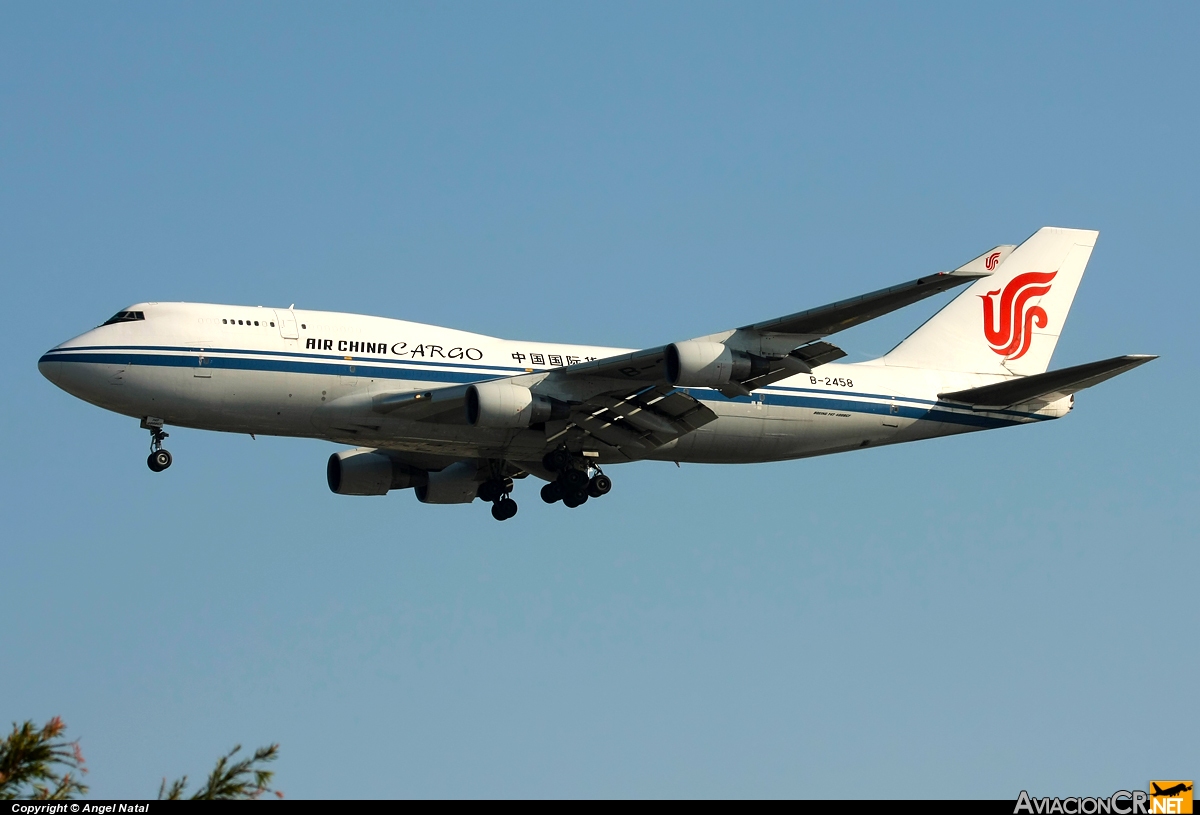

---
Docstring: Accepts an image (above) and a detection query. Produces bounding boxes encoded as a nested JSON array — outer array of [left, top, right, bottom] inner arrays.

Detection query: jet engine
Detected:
[[415, 461, 481, 504], [326, 448, 426, 496], [465, 381, 568, 428], [665, 341, 770, 388]]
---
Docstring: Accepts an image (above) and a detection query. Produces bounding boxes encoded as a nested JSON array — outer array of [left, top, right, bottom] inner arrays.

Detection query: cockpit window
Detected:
[[102, 310, 146, 325]]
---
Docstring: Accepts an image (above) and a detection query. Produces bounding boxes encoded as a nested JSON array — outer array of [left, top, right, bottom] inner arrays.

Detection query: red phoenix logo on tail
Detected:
[[980, 270, 1057, 360]]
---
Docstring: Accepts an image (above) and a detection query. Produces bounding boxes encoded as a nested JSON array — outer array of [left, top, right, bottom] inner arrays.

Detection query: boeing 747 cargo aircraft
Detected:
[[39, 227, 1155, 520]]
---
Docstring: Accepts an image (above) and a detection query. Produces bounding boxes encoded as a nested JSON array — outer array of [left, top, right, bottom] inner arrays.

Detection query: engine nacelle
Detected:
[[465, 381, 568, 428], [665, 341, 769, 388], [327, 448, 426, 496], [415, 461, 480, 504]]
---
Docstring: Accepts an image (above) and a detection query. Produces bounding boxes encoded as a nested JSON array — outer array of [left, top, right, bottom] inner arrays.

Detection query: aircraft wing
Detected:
[[543, 382, 719, 459], [368, 378, 719, 460], [736, 268, 992, 338], [938, 354, 1157, 409], [370, 258, 997, 460], [542, 264, 990, 398], [520, 264, 992, 457]]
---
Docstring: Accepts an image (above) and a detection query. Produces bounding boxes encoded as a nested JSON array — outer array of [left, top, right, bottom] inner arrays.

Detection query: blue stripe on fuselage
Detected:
[[42, 350, 483, 385], [39, 347, 1037, 429], [44, 343, 522, 373]]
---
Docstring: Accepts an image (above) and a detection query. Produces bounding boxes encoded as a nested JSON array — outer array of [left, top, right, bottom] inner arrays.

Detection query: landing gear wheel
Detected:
[[147, 449, 173, 472], [543, 449, 571, 473], [562, 488, 588, 508], [587, 474, 612, 498], [562, 468, 588, 489], [142, 418, 171, 472], [491, 497, 518, 521], [477, 479, 503, 503], [540, 482, 563, 504]]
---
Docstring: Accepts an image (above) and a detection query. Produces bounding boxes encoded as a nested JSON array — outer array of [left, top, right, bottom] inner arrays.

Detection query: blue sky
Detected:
[[2, 2, 1195, 798]]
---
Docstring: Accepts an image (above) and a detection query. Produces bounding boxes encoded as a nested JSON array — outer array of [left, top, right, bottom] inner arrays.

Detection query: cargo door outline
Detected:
[[275, 309, 299, 340]]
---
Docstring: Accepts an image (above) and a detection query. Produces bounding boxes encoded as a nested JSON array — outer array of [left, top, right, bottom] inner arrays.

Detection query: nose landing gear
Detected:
[[540, 449, 612, 509], [141, 417, 172, 472]]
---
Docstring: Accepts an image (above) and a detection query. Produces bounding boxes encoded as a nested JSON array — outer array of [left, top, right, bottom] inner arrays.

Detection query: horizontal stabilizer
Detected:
[[938, 354, 1156, 409]]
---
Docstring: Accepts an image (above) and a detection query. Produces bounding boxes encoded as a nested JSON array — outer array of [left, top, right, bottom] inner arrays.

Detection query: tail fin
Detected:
[[882, 227, 1099, 375]]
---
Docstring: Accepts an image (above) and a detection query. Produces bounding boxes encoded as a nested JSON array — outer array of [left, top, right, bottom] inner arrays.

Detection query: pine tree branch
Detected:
[[158, 743, 279, 800], [0, 718, 88, 800]]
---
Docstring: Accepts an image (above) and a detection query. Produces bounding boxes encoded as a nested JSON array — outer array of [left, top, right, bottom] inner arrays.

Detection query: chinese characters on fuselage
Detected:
[[511, 352, 597, 368]]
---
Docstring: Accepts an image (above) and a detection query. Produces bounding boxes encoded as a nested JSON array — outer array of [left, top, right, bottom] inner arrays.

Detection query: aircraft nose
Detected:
[[39, 338, 110, 404], [38, 351, 64, 387]]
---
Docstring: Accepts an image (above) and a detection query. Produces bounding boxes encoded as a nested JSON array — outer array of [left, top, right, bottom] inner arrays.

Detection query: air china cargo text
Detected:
[[305, 338, 483, 360]]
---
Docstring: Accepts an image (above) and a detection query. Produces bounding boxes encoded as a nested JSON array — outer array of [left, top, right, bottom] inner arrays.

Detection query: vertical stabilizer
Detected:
[[882, 227, 1098, 376]]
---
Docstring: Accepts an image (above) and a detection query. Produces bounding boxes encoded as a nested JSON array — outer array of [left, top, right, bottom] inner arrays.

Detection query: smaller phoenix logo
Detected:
[[980, 270, 1057, 361], [985, 251, 1002, 270]]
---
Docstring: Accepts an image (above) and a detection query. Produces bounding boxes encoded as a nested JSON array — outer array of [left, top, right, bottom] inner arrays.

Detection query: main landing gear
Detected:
[[141, 417, 172, 473], [540, 449, 612, 509], [478, 476, 518, 521]]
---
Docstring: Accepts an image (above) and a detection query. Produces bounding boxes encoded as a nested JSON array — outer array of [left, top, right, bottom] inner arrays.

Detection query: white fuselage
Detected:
[[39, 302, 1067, 466]]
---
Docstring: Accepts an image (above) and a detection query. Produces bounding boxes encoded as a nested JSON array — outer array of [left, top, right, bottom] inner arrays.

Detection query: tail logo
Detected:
[[980, 270, 1057, 360], [985, 251, 1002, 270]]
